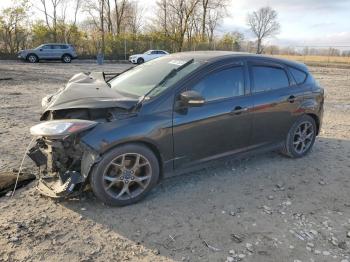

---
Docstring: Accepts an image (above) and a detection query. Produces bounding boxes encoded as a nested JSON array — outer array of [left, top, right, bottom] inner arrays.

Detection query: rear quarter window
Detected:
[[252, 65, 289, 93], [289, 67, 307, 85]]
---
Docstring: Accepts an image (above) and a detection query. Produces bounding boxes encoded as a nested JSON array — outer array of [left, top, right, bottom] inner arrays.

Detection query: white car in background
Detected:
[[129, 50, 169, 64]]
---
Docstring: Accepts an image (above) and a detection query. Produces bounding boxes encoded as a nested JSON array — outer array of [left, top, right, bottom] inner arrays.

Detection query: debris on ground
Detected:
[[0, 171, 36, 197]]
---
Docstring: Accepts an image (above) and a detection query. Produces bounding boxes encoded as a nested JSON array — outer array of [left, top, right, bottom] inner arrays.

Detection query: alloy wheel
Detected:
[[63, 56, 71, 63], [293, 121, 315, 154], [28, 55, 37, 63], [102, 153, 152, 200]]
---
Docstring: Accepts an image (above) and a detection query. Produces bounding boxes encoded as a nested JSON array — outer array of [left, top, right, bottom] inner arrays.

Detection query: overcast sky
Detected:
[[224, 0, 350, 47], [1, 0, 349, 47]]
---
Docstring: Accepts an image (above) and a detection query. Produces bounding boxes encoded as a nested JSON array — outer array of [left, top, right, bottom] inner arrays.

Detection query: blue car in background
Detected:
[[18, 43, 78, 63]]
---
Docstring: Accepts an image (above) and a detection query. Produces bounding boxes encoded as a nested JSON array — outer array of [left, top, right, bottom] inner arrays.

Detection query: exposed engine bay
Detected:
[[28, 133, 89, 198]]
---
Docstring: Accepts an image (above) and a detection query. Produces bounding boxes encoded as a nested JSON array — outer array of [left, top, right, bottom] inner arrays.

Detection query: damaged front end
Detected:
[[27, 120, 100, 199], [27, 71, 139, 199]]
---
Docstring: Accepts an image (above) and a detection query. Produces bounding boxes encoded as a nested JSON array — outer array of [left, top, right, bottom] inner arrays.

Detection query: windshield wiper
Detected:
[[107, 66, 135, 83]]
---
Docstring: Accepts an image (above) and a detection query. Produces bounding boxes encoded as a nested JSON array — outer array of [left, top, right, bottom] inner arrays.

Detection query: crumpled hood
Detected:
[[42, 72, 138, 113]]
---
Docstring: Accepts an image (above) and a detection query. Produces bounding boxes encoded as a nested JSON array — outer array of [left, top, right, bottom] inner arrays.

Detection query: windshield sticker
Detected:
[[168, 60, 187, 66]]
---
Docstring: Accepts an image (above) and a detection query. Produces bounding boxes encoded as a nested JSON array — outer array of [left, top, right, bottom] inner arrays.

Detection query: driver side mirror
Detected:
[[179, 90, 205, 107], [39, 49, 43, 51]]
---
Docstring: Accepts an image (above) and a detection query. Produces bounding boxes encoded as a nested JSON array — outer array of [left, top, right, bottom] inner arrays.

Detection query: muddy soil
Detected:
[[0, 60, 349, 262]]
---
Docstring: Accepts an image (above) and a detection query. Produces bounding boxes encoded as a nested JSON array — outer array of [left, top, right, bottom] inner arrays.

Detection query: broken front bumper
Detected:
[[27, 138, 99, 199]]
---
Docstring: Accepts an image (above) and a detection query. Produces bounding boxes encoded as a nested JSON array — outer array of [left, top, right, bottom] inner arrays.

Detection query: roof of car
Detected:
[[168, 51, 308, 71], [43, 43, 71, 45], [148, 49, 167, 52]]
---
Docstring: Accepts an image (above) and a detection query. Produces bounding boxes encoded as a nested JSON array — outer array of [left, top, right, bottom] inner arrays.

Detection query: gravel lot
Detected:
[[0, 60, 349, 262]]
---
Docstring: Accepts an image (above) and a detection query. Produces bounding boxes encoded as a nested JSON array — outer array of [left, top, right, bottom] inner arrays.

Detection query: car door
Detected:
[[172, 62, 253, 169], [158, 51, 167, 57], [51, 45, 63, 59], [148, 51, 159, 61], [38, 44, 53, 59], [155, 51, 167, 58], [248, 60, 305, 146]]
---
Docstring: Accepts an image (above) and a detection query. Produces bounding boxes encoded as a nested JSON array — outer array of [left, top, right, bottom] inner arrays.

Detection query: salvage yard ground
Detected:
[[0, 60, 349, 262]]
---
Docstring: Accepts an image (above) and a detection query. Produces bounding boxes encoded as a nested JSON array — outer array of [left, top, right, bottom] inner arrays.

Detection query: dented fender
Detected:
[[80, 145, 101, 179]]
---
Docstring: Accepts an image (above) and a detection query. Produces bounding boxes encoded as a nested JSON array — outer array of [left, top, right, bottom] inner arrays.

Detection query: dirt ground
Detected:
[[0, 60, 349, 262]]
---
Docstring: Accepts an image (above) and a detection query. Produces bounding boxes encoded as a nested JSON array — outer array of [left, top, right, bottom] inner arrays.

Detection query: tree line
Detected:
[[0, 0, 349, 59]]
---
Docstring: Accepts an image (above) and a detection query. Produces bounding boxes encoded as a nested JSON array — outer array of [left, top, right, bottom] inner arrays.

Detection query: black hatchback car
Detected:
[[28, 51, 324, 206]]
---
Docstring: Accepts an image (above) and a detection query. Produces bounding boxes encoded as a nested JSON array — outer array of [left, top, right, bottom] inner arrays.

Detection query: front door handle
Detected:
[[231, 106, 248, 115], [287, 95, 296, 103]]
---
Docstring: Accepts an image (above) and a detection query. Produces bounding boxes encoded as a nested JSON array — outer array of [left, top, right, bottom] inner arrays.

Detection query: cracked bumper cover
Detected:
[[28, 141, 100, 199]]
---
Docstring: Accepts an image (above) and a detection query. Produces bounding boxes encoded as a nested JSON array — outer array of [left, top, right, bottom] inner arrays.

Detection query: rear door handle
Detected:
[[231, 106, 248, 115], [287, 95, 296, 103]]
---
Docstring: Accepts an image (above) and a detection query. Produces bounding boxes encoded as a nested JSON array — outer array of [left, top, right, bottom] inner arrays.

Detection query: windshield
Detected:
[[109, 56, 202, 98]]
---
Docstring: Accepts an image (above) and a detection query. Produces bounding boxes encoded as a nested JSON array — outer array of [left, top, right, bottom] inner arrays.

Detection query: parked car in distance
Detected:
[[129, 50, 169, 64], [28, 51, 324, 206], [17, 43, 78, 63]]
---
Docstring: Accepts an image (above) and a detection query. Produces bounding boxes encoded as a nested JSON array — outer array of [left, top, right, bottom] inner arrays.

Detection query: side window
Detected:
[[52, 45, 62, 49], [42, 45, 52, 50], [289, 67, 307, 85], [159, 51, 165, 54], [151, 51, 157, 55], [252, 65, 289, 93], [192, 67, 245, 102]]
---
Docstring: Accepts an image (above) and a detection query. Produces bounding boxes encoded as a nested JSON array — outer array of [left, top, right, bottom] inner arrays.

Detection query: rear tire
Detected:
[[62, 54, 72, 63], [281, 115, 317, 158], [137, 58, 144, 64], [27, 54, 38, 63], [90, 144, 159, 206]]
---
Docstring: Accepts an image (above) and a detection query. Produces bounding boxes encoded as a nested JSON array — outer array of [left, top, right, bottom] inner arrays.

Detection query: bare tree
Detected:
[[124, 1, 144, 35], [84, 0, 106, 54], [60, 0, 82, 42], [155, 0, 200, 51], [0, 1, 30, 53], [200, 0, 227, 41], [156, 0, 168, 34], [105, 0, 113, 33], [100, 0, 105, 54], [206, 9, 219, 46], [38, 0, 64, 42], [114, 0, 128, 35], [247, 6, 280, 54]]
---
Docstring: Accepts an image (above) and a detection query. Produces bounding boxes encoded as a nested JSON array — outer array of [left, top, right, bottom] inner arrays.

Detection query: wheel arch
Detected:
[[306, 113, 320, 135], [26, 53, 38, 60], [95, 140, 164, 182], [62, 53, 72, 58]]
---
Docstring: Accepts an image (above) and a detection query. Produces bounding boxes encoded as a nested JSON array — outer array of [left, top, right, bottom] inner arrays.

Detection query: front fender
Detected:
[[80, 112, 173, 163]]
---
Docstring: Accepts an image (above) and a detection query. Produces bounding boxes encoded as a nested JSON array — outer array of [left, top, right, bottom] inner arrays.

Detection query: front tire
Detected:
[[90, 144, 159, 206], [282, 115, 317, 158], [27, 54, 38, 63], [137, 58, 144, 64]]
